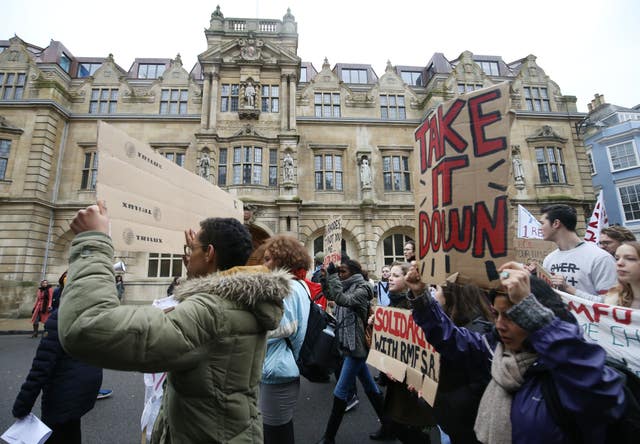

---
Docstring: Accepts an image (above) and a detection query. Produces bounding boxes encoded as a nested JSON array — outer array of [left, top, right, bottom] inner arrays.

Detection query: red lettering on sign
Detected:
[[468, 89, 507, 157], [438, 100, 467, 154], [431, 155, 469, 209], [473, 197, 507, 258]]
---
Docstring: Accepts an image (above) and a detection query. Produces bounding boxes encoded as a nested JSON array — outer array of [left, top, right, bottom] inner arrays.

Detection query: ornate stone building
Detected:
[[0, 7, 594, 313]]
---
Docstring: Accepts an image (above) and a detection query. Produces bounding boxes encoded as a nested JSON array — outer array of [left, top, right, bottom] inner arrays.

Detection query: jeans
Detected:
[[334, 356, 380, 401]]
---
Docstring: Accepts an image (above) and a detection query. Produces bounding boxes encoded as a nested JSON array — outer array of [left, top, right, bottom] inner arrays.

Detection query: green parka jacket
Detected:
[[58, 232, 289, 443]]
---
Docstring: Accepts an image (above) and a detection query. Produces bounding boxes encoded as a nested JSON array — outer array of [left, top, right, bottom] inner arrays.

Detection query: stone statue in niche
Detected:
[[360, 156, 372, 188], [512, 146, 525, 189], [283, 153, 294, 182], [244, 82, 256, 108], [198, 152, 211, 179]]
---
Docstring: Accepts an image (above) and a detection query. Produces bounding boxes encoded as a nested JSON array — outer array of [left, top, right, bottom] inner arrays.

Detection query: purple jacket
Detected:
[[411, 292, 625, 444]]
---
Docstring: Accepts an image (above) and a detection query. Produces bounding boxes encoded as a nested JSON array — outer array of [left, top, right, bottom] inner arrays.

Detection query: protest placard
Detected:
[[366, 306, 440, 406], [558, 290, 640, 376], [323, 216, 342, 266], [414, 83, 513, 288], [96, 121, 243, 253]]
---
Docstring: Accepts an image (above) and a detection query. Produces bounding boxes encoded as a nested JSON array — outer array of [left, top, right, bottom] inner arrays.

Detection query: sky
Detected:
[[3, 0, 639, 112]]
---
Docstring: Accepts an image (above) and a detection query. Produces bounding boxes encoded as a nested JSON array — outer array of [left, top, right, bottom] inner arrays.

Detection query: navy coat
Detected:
[[12, 309, 102, 425], [412, 293, 625, 444]]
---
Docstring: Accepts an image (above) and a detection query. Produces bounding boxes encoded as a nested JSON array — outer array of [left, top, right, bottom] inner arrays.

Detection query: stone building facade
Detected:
[[0, 7, 594, 314]]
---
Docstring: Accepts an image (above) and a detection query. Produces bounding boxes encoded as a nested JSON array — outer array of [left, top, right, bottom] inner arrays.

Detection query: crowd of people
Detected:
[[11, 202, 637, 443]]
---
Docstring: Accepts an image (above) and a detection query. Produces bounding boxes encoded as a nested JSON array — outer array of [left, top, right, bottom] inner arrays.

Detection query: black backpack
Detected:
[[285, 280, 340, 382], [541, 356, 640, 444]]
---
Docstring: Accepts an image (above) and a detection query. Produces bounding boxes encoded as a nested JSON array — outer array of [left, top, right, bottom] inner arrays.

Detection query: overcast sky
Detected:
[[3, 0, 639, 112]]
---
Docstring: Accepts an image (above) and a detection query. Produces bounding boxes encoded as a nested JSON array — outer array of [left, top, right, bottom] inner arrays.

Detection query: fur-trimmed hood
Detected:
[[173, 266, 291, 330]]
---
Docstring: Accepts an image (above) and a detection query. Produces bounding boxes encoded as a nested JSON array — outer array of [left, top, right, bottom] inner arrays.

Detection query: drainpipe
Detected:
[[42, 120, 69, 280]]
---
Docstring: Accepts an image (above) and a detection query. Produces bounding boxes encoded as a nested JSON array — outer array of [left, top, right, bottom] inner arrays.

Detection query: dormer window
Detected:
[[477, 61, 499, 76], [78, 63, 101, 78], [60, 53, 71, 73], [341, 68, 367, 84], [138, 64, 165, 79]]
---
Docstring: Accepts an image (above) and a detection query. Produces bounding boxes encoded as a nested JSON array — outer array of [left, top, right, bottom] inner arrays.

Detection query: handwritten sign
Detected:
[[366, 306, 440, 406], [323, 216, 342, 266], [558, 290, 640, 376], [96, 121, 243, 253], [414, 83, 513, 287]]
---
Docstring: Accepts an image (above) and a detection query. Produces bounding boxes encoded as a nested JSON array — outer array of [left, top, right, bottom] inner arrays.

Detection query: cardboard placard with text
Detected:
[[366, 306, 440, 406], [414, 83, 514, 288], [96, 121, 243, 254], [323, 216, 342, 266]]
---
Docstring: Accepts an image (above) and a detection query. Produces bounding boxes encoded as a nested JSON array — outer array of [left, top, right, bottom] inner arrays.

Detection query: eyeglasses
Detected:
[[183, 243, 208, 256]]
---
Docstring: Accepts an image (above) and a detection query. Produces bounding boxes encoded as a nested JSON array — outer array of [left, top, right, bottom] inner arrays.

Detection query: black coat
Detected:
[[12, 309, 102, 425]]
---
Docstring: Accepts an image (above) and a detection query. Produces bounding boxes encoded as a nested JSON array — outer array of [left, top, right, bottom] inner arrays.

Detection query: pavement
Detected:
[[0, 318, 33, 335]]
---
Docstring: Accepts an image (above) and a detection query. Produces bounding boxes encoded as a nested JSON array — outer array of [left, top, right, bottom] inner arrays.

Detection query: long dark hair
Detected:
[[442, 282, 495, 326]]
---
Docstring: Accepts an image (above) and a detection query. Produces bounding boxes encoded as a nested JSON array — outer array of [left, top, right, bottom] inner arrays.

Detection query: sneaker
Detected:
[[345, 394, 359, 412], [97, 389, 113, 400]]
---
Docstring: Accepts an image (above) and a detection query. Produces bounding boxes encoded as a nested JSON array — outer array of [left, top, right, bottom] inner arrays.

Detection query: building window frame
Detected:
[[586, 148, 596, 175], [314, 152, 343, 191], [457, 83, 484, 94], [314, 92, 341, 118], [80, 151, 98, 190], [535, 145, 567, 184], [380, 94, 406, 120], [158, 149, 185, 167], [59, 53, 71, 73], [138, 63, 166, 79], [617, 181, 640, 223], [382, 154, 411, 191], [89, 88, 118, 114], [261, 85, 279, 113], [382, 233, 414, 265], [147, 253, 183, 278], [269, 149, 278, 186], [607, 140, 639, 172], [0, 72, 26, 100], [400, 71, 422, 86], [300, 67, 308, 82], [524, 86, 551, 112], [78, 63, 101, 78], [341, 68, 368, 84], [476, 61, 499, 76], [0, 138, 11, 180], [217, 147, 228, 186], [232, 146, 263, 185], [221, 84, 239, 112], [160, 88, 188, 115]]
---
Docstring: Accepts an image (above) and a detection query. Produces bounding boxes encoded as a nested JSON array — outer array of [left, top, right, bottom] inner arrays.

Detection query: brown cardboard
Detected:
[[414, 83, 514, 288], [96, 121, 243, 254], [366, 306, 440, 406]]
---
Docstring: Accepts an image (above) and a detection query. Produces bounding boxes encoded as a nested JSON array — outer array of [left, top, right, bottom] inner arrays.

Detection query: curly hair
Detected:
[[263, 235, 312, 272], [600, 225, 636, 243]]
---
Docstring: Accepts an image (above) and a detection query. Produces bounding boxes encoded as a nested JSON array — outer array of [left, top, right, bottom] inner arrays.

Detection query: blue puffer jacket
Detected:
[[12, 309, 102, 425], [412, 291, 626, 444], [261, 279, 310, 384]]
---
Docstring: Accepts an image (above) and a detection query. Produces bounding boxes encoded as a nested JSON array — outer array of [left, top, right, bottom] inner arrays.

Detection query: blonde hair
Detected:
[[618, 241, 640, 307]]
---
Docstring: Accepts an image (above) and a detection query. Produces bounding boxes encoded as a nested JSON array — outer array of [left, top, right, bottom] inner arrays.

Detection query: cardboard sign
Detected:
[[323, 216, 342, 266], [366, 306, 440, 406], [558, 290, 640, 376], [96, 121, 243, 253], [513, 238, 555, 266], [414, 83, 512, 288]]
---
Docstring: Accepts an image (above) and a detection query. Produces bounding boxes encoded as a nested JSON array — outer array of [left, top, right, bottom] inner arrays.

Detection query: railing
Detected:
[[259, 21, 278, 32]]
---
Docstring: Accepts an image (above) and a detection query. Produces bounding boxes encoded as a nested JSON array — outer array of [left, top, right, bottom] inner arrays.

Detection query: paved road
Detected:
[[0, 334, 407, 443]]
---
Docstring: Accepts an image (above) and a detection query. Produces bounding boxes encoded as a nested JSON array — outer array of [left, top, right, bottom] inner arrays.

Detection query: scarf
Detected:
[[389, 291, 407, 307], [335, 274, 364, 352], [474, 343, 537, 444]]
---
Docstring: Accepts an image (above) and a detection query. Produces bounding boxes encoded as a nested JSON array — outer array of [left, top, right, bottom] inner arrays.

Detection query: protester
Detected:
[[316, 259, 382, 444], [605, 241, 640, 308], [370, 261, 436, 443], [51, 271, 67, 309], [166, 276, 180, 296], [311, 251, 325, 283], [403, 240, 416, 262], [31, 279, 53, 338], [432, 278, 495, 444], [13, 272, 102, 444], [115, 275, 125, 301], [598, 225, 636, 256], [405, 262, 626, 444], [374, 265, 391, 307], [58, 201, 289, 443], [540, 204, 616, 301], [259, 235, 312, 444]]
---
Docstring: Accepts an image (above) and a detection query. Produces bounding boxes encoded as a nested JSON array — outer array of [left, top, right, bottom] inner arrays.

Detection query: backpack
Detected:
[[286, 280, 340, 382], [541, 356, 640, 444]]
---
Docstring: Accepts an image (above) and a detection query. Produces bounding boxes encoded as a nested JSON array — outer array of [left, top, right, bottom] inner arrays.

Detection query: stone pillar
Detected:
[[201, 72, 211, 128], [209, 72, 220, 130], [288, 74, 297, 130], [280, 74, 288, 131]]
